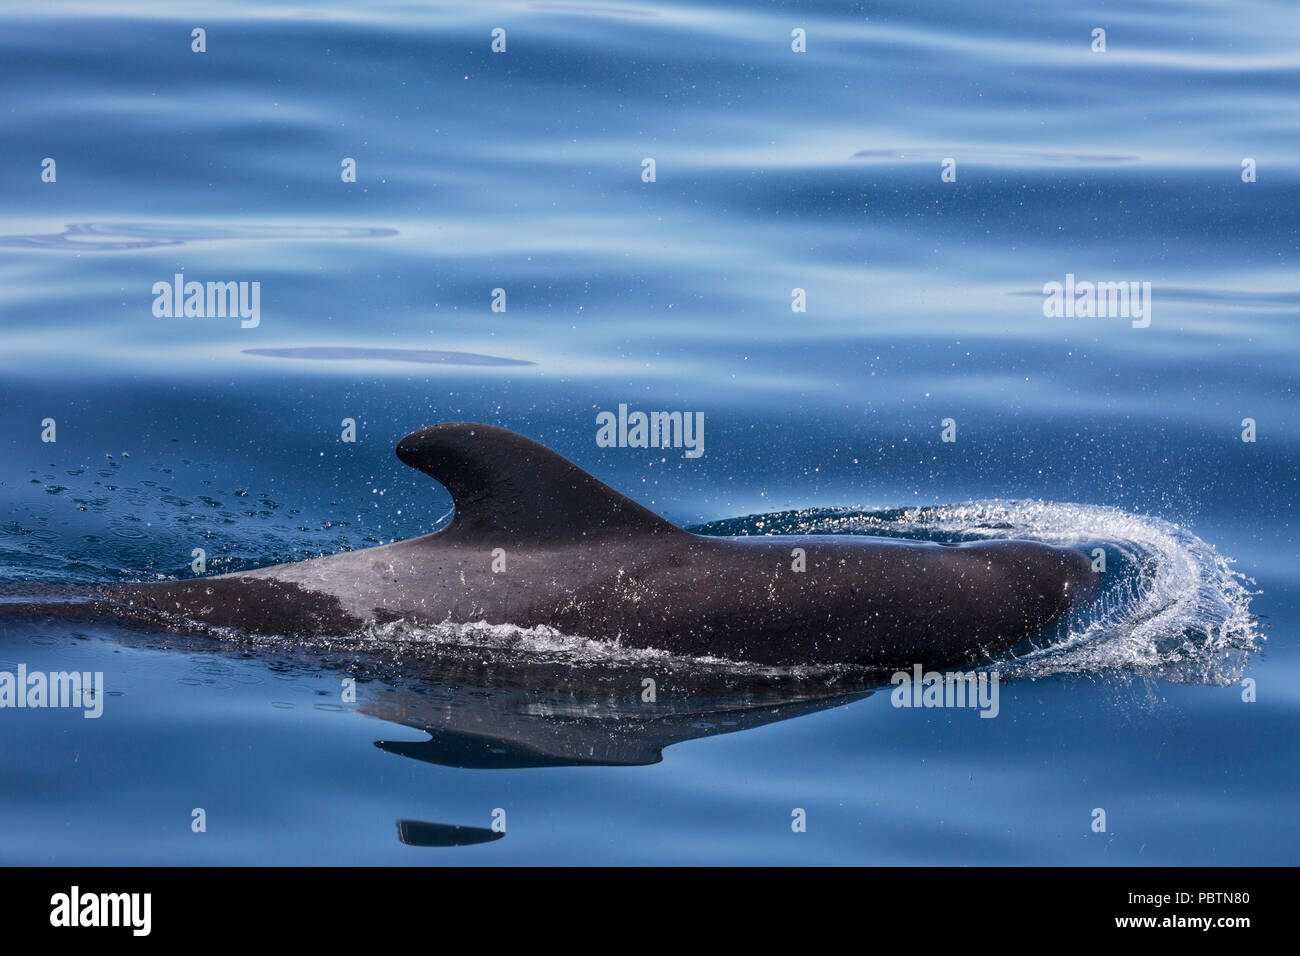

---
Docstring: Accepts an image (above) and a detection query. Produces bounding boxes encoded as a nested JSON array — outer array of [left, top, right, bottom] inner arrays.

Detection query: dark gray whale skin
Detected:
[[97, 423, 1098, 669]]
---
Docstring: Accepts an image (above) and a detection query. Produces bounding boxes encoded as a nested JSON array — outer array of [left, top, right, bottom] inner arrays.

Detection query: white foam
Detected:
[[792, 500, 1260, 685]]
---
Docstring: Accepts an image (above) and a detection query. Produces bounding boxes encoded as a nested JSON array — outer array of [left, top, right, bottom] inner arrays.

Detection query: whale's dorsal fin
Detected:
[[396, 423, 683, 541]]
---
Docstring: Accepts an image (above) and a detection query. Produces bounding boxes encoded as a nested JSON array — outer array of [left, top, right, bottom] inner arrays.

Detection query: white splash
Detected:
[[791, 500, 1260, 685]]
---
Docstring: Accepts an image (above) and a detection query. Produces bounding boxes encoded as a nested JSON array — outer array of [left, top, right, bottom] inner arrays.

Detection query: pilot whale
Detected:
[[93, 423, 1098, 669]]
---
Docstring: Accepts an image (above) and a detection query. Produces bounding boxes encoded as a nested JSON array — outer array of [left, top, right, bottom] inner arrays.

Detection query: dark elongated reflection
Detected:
[[363, 656, 875, 769], [396, 819, 505, 847]]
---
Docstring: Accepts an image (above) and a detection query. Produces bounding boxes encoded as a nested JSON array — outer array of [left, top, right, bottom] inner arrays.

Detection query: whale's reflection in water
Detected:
[[395, 819, 505, 848], [5, 610, 878, 850], [360, 656, 874, 769], [364, 655, 874, 847]]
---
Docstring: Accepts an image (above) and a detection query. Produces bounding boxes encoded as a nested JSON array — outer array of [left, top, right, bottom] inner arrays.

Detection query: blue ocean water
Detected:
[[1, 0, 1296, 864]]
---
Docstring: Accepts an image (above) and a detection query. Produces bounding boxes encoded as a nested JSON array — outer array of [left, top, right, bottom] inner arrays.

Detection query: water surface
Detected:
[[1, 0, 1296, 865]]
